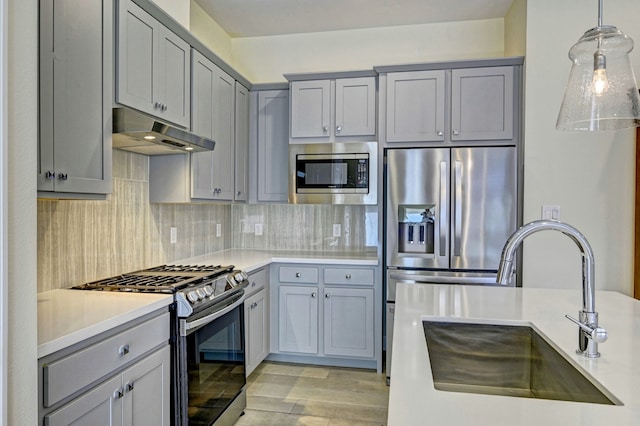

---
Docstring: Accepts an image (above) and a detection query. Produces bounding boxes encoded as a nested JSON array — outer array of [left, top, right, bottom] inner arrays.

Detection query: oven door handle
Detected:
[[181, 293, 245, 336]]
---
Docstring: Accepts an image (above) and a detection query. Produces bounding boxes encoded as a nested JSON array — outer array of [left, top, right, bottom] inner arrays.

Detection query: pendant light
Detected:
[[556, 0, 640, 131]]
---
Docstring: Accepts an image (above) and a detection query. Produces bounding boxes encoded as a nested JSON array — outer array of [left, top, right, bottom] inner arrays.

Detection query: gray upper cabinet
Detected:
[[451, 66, 514, 141], [386, 70, 446, 142], [38, 0, 112, 197], [255, 90, 289, 203], [289, 77, 376, 142], [235, 83, 250, 202], [385, 65, 515, 143], [191, 51, 235, 201], [116, 0, 190, 128]]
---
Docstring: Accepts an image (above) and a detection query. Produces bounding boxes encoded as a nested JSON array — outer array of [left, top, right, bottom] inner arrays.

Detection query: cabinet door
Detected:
[[235, 83, 250, 202], [278, 286, 318, 354], [323, 287, 374, 358], [257, 90, 289, 202], [44, 376, 123, 426], [290, 80, 331, 138], [123, 346, 171, 426], [156, 27, 190, 128], [335, 77, 376, 137], [245, 289, 268, 376], [116, 0, 156, 117], [38, 0, 112, 195], [451, 66, 514, 141], [191, 53, 234, 201], [386, 70, 445, 142]]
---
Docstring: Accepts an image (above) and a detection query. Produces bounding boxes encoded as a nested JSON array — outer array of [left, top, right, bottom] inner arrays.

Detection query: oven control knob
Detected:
[[203, 285, 213, 297], [227, 276, 236, 286], [235, 272, 246, 283], [196, 288, 207, 299], [187, 291, 199, 303]]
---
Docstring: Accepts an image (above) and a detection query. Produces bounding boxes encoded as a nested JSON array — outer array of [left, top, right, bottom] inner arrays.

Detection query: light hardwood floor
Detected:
[[235, 362, 389, 425]]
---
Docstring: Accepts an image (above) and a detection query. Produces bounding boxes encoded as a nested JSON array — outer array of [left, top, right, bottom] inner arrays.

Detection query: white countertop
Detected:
[[38, 289, 173, 358], [38, 249, 377, 359], [174, 249, 379, 272], [389, 283, 640, 425]]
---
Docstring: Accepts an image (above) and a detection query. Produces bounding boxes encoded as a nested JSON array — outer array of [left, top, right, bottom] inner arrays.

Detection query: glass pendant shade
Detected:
[[557, 25, 640, 131]]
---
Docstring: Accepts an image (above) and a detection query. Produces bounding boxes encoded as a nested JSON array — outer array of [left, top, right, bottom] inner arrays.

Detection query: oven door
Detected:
[[178, 291, 246, 426]]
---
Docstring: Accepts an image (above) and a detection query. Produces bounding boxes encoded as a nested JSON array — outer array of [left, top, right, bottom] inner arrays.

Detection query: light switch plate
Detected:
[[170, 227, 177, 244], [333, 224, 341, 237], [216, 223, 222, 237], [541, 205, 561, 221], [255, 223, 263, 236]]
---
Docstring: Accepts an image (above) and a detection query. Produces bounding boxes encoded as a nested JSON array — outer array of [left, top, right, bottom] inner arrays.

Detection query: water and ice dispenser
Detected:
[[397, 205, 435, 254]]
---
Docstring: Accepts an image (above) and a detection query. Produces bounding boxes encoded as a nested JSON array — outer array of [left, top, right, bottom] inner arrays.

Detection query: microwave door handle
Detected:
[[454, 161, 463, 257], [439, 161, 447, 257]]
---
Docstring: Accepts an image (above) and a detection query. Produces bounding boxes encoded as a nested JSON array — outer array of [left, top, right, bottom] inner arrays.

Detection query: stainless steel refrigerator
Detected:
[[384, 146, 518, 383]]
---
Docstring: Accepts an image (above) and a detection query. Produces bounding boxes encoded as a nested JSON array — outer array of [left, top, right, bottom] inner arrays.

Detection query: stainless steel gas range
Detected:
[[73, 264, 249, 426]]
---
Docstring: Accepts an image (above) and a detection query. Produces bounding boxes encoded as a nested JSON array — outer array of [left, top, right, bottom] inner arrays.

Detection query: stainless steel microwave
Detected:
[[289, 142, 378, 205]]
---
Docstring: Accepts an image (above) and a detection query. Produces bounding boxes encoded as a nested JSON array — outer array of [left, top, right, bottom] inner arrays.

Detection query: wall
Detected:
[[231, 19, 505, 83], [7, 0, 37, 424], [189, 0, 233, 65], [37, 150, 230, 292], [152, 0, 190, 29], [521, 0, 638, 294], [504, 0, 526, 57]]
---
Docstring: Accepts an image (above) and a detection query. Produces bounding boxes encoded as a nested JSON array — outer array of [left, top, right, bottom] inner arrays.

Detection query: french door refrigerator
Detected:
[[384, 146, 518, 383]]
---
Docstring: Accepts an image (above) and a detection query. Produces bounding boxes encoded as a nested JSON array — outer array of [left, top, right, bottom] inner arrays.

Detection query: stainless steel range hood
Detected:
[[112, 108, 215, 155]]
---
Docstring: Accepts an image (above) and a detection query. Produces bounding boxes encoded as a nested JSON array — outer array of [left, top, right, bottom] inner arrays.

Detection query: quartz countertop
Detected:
[[389, 283, 640, 425], [173, 249, 379, 272], [38, 289, 173, 358], [38, 249, 377, 359]]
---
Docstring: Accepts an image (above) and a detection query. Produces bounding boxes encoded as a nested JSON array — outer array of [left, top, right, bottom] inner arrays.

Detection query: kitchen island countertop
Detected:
[[389, 283, 640, 425]]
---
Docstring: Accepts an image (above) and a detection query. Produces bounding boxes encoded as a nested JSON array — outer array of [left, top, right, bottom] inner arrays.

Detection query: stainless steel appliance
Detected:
[[384, 147, 518, 383], [72, 264, 249, 426], [289, 142, 378, 204]]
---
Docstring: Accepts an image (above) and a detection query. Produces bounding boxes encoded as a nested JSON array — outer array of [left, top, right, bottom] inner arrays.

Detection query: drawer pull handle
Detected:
[[295, 272, 301, 278], [125, 381, 135, 392], [345, 274, 351, 280], [119, 344, 130, 356]]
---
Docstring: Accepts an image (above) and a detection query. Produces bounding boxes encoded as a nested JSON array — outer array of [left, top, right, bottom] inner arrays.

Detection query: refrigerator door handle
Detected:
[[454, 161, 463, 256], [439, 161, 447, 257]]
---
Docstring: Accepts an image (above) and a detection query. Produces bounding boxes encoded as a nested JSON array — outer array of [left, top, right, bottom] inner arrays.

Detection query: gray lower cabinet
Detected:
[[38, 0, 112, 197], [272, 264, 375, 364], [39, 310, 171, 425], [385, 65, 515, 143], [116, 0, 190, 128], [244, 267, 270, 376], [254, 89, 289, 203]]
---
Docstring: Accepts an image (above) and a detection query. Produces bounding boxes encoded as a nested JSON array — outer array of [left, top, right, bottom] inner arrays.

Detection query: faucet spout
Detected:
[[496, 219, 605, 358]]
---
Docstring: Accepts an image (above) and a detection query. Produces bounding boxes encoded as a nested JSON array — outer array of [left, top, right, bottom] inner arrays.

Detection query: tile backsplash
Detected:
[[37, 150, 378, 292]]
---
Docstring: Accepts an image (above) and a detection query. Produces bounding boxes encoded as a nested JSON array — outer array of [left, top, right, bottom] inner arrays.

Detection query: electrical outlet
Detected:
[[333, 224, 341, 237], [170, 227, 177, 244], [216, 223, 222, 237], [541, 205, 561, 221], [255, 223, 263, 236]]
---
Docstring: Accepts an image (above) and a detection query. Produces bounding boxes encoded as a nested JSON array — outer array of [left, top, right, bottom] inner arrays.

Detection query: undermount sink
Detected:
[[422, 320, 621, 405]]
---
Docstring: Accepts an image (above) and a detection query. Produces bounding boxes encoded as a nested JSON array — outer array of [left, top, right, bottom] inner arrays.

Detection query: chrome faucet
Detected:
[[496, 219, 607, 358]]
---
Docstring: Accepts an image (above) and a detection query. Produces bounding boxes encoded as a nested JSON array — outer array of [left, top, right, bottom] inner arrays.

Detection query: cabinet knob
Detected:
[[237, 191, 242, 197], [45, 171, 55, 180], [322, 126, 328, 132], [311, 292, 317, 298], [125, 381, 135, 392], [162, 104, 167, 112], [58, 173, 68, 181], [119, 344, 130, 356], [295, 272, 301, 278], [325, 293, 331, 299], [345, 274, 351, 280], [436, 130, 444, 136], [114, 388, 124, 400], [154, 102, 161, 109], [336, 125, 342, 132], [252, 281, 256, 287], [452, 129, 460, 136]]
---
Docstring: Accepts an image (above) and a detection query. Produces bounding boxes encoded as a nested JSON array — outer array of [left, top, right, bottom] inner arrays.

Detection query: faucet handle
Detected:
[[565, 314, 608, 343]]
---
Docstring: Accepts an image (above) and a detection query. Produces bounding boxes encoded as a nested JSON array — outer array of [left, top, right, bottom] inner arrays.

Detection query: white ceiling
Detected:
[[193, 0, 516, 38]]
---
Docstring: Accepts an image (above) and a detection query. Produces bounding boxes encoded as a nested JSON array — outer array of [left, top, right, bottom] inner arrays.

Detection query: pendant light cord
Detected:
[[598, 0, 603, 27]]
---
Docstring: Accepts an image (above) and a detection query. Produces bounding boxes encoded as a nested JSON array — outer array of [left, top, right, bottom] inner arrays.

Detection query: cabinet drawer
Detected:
[[279, 266, 319, 284], [324, 268, 374, 286], [43, 312, 169, 407], [246, 267, 268, 297]]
